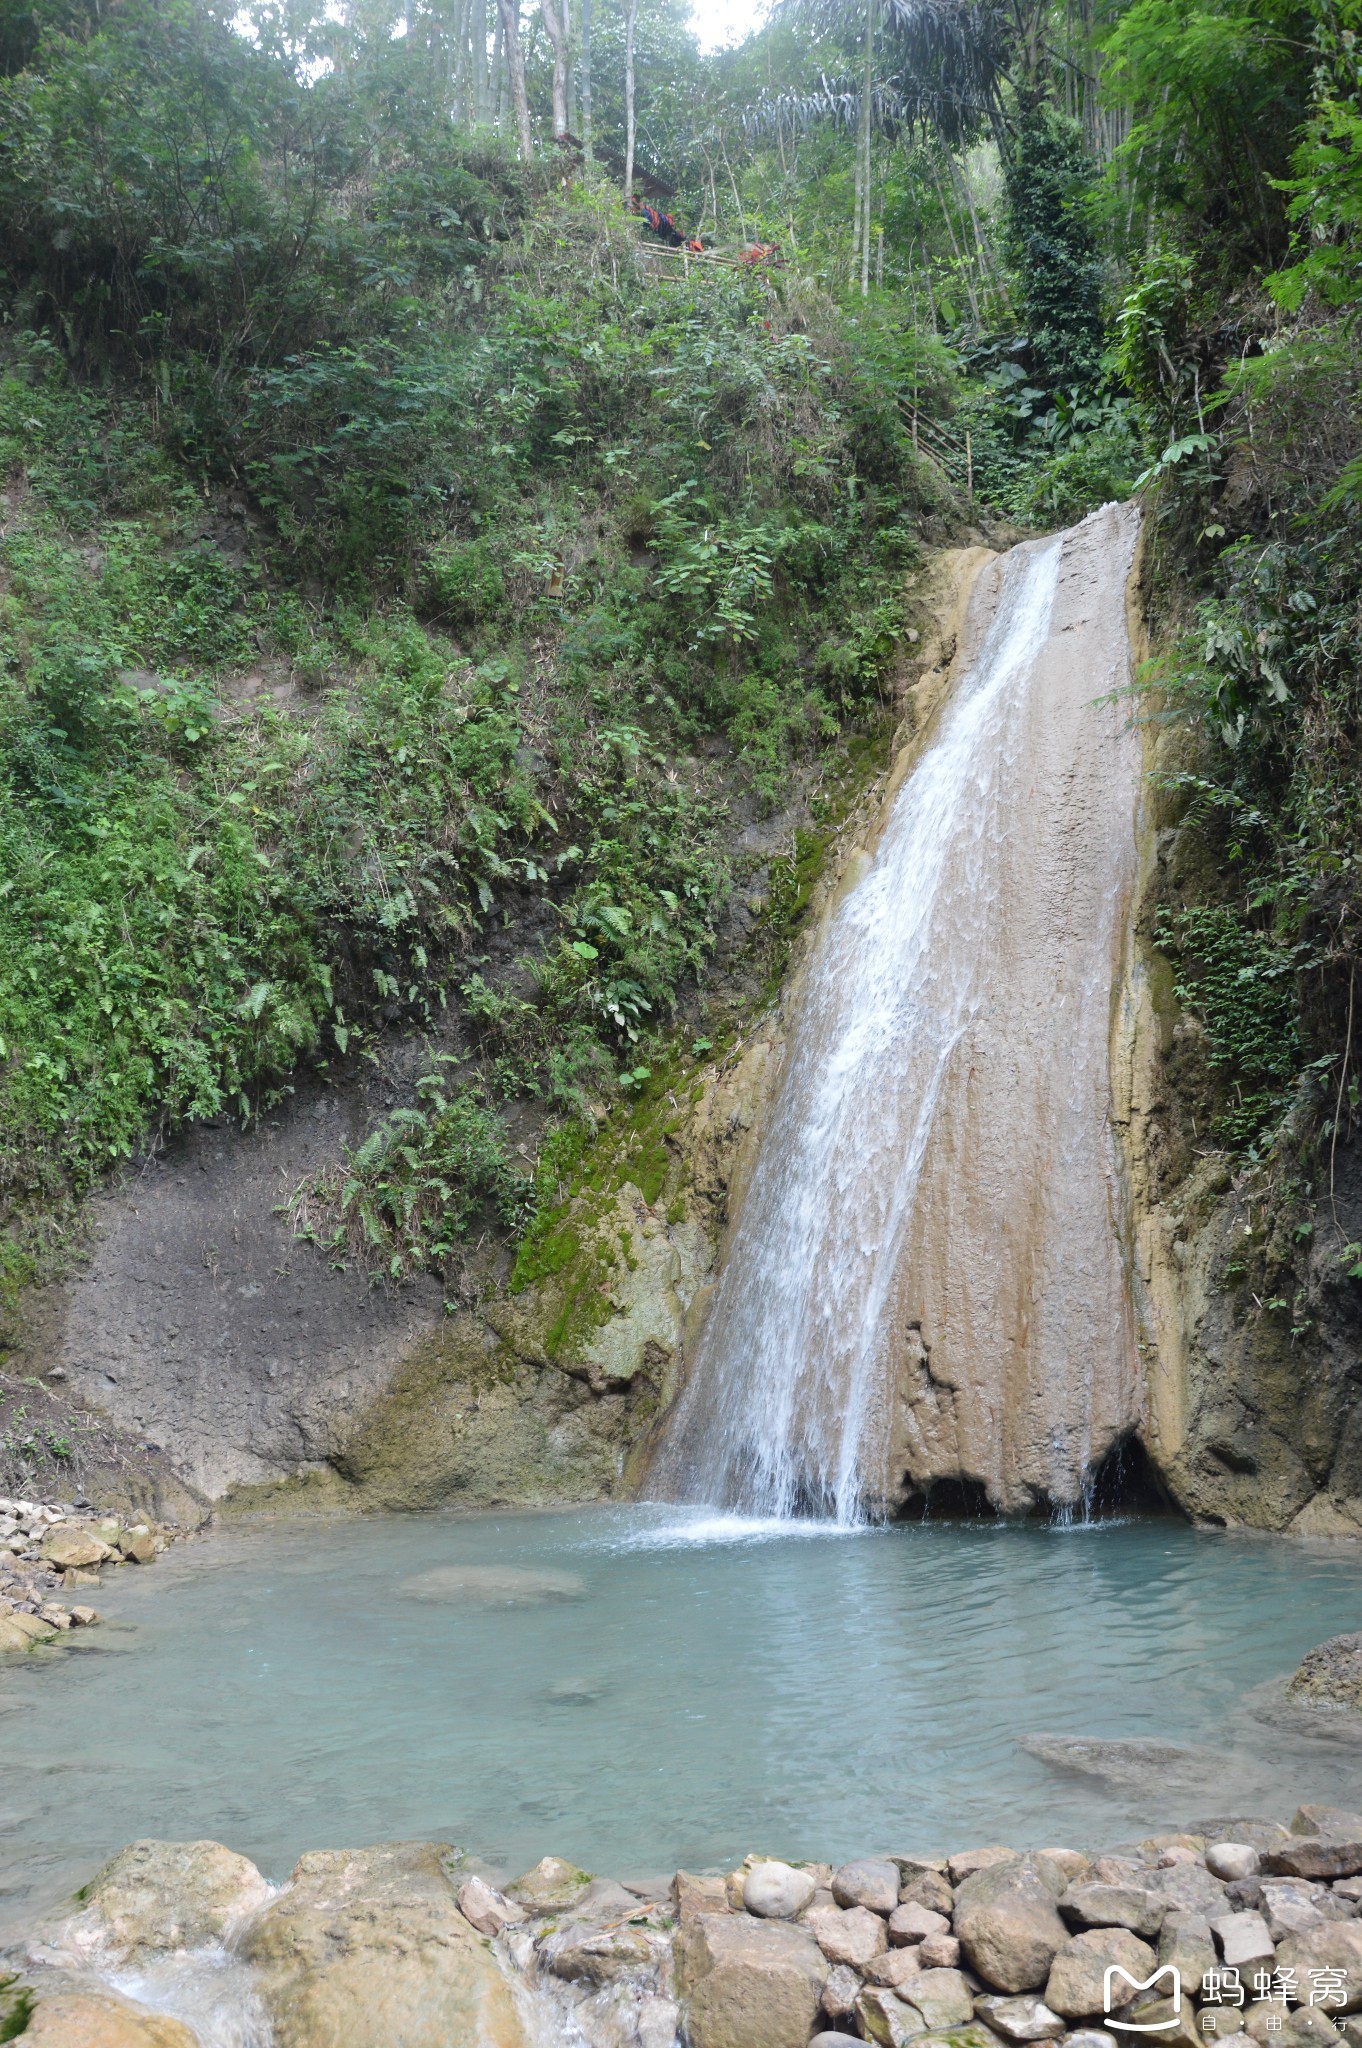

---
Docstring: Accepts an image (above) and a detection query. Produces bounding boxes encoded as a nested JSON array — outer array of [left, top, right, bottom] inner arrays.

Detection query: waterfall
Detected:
[[654, 503, 1144, 1523]]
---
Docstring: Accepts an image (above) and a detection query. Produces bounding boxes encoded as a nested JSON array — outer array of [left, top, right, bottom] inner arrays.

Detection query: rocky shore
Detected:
[[9, 1807, 1362, 2048], [0, 1493, 188, 1653]]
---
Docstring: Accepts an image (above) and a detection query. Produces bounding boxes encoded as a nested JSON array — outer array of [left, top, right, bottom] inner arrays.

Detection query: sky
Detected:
[[688, 0, 770, 53]]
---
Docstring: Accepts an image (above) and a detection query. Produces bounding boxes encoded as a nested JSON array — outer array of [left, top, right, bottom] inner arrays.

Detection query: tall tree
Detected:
[[624, 0, 637, 193], [541, 0, 572, 135], [581, 0, 594, 154], [497, 0, 534, 151]]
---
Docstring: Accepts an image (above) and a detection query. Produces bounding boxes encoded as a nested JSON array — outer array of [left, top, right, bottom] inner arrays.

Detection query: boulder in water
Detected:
[[1287, 1636, 1362, 1713], [953, 1857, 1069, 1994], [70, 1837, 271, 1958], [675, 1911, 826, 2048], [396, 1564, 584, 1605], [11, 1985, 198, 2048], [242, 1840, 526, 2048]]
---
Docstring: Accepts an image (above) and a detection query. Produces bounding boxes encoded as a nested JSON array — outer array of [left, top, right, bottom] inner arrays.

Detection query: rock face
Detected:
[[675, 1912, 827, 2048], [651, 506, 1147, 1518], [241, 1841, 527, 2048], [72, 1837, 271, 1958], [954, 1857, 1070, 1994], [8, 1060, 718, 1512], [1118, 742, 1362, 1531]]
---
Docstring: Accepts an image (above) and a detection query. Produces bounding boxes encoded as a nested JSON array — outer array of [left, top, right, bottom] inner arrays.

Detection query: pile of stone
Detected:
[[9, 1807, 1362, 2048], [651, 1808, 1362, 2048], [0, 1495, 181, 1653]]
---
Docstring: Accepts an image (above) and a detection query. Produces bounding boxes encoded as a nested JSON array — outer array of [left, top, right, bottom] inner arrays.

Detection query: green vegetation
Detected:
[[0, 0, 1358, 1296]]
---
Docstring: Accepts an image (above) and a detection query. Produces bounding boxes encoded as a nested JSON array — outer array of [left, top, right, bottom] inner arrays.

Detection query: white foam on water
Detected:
[[618, 1509, 862, 1550], [106, 1945, 273, 2048]]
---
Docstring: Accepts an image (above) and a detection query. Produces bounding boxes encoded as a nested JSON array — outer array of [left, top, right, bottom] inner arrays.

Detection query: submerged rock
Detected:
[[0, 1611, 57, 1651], [396, 1565, 584, 1605], [675, 1911, 826, 2048], [69, 1837, 271, 1959], [242, 1840, 526, 2048]]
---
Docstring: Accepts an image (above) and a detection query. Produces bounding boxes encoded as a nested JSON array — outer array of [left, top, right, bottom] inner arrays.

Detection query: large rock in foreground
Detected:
[[676, 1910, 827, 2048], [73, 1837, 271, 1958], [953, 1857, 1069, 1993], [11, 1986, 197, 2048], [241, 1841, 526, 2048]]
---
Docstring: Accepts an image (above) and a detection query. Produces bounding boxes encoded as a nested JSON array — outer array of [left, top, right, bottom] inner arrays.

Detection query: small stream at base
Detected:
[[4, 1507, 1362, 1939]]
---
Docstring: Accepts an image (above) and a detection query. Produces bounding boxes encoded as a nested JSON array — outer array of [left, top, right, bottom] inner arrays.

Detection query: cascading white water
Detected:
[[654, 503, 1144, 1523]]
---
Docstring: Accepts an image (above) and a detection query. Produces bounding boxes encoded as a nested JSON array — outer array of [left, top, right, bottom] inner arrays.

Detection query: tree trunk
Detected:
[[541, 0, 571, 140], [496, 0, 532, 156], [580, 0, 592, 157], [624, 0, 637, 197], [857, 0, 875, 295]]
